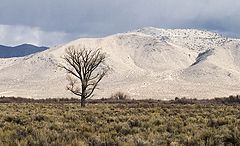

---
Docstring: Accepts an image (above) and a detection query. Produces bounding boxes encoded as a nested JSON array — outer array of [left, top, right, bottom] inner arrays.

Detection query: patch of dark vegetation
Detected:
[[1, 95, 240, 105], [0, 96, 80, 104], [172, 95, 240, 105]]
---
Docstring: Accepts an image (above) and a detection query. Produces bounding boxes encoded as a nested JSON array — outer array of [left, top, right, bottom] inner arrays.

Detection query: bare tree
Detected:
[[60, 46, 109, 107]]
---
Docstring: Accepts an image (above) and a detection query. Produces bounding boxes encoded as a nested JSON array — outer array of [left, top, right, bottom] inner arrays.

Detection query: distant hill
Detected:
[[0, 44, 48, 58], [0, 27, 240, 99]]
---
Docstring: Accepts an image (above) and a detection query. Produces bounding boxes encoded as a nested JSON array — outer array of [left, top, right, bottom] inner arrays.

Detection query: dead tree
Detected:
[[60, 46, 109, 107]]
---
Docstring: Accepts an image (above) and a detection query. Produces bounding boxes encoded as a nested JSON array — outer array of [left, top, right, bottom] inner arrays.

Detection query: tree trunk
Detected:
[[81, 97, 86, 107]]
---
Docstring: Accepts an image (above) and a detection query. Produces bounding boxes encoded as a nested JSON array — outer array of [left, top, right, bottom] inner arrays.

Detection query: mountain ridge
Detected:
[[0, 27, 239, 99], [0, 44, 48, 58]]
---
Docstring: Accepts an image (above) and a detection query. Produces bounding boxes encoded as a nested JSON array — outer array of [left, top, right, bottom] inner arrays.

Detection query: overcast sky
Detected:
[[0, 0, 240, 47]]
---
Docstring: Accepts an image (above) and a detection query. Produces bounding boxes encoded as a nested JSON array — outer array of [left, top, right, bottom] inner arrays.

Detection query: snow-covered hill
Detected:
[[0, 27, 239, 99]]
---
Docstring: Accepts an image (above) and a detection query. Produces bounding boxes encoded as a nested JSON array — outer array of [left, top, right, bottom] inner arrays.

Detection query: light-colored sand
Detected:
[[0, 27, 240, 99]]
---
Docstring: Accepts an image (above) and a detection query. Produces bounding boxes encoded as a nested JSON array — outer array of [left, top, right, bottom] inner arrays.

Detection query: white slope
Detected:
[[0, 27, 240, 99]]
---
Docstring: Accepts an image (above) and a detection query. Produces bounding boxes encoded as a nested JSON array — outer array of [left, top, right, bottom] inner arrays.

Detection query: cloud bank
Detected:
[[0, 25, 73, 47], [0, 0, 240, 46]]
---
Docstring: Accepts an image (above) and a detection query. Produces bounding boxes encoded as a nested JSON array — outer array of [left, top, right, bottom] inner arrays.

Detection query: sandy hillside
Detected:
[[0, 27, 240, 99]]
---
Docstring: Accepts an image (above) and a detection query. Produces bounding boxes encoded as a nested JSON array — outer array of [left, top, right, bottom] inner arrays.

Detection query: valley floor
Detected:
[[0, 102, 240, 146]]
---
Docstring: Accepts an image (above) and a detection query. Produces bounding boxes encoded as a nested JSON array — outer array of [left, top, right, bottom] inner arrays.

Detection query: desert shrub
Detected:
[[34, 114, 48, 122], [4, 116, 27, 125], [128, 118, 142, 128], [0, 103, 240, 145], [110, 92, 129, 100]]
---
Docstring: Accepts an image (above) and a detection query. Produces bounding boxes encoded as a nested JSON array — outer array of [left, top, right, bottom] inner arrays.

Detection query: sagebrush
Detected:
[[0, 103, 239, 146]]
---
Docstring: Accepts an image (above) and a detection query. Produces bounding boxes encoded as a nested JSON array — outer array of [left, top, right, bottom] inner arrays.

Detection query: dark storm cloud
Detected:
[[0, 0, 240, 46]]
